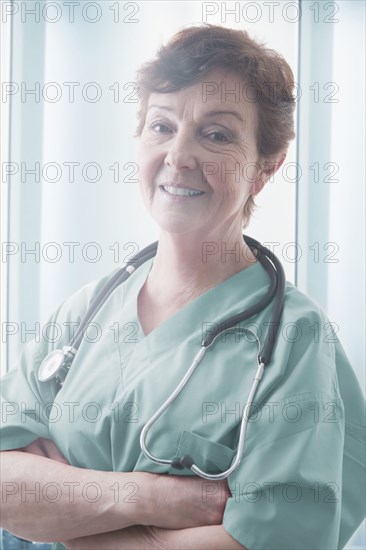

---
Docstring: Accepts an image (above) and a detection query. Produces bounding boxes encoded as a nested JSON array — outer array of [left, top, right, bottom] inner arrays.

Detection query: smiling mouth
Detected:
[[160, 185, 205, 197]]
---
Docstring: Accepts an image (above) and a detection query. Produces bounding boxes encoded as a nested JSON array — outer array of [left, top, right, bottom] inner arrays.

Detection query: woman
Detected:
[[1, 24, 365, 550]]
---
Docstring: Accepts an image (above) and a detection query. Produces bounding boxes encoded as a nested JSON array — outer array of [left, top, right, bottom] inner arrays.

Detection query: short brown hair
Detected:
[[134, 24, 296, 227]]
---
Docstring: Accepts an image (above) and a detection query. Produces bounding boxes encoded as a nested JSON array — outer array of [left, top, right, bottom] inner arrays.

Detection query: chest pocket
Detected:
[[133, 430, 236, 476], [168, 430, 236, 476]]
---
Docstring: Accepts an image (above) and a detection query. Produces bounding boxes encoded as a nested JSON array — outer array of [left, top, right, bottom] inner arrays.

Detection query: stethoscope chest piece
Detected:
[[38, 349, 65, 382], [35, 235, 285, 479], [38, 346, 76, 382]]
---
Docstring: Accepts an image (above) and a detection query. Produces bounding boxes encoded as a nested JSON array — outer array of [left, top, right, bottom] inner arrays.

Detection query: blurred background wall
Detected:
[[1, 1, 364, 547]]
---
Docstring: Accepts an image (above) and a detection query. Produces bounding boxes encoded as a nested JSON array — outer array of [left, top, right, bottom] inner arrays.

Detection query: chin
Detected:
[[152, 212, 201, 235], [157, 223, 198, 236], [156, 221, 202, 237]]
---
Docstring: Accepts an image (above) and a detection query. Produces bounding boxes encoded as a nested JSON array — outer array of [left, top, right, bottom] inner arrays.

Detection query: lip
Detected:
[[159, 183, 206, 193], [159, 185, 205, 200]]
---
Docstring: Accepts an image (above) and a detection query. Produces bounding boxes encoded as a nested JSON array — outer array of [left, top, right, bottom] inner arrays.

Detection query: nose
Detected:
[[164, 129, 197, 171]]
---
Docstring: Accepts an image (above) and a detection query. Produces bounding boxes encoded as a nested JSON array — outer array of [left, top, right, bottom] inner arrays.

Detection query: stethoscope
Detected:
[[38, 235, 286, 480]]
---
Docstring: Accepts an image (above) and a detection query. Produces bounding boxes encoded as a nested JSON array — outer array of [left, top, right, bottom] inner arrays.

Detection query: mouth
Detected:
[[159, 185, 205, 198]]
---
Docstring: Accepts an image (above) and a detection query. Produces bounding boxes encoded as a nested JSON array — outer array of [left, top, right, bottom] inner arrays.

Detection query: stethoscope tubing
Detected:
[[138, 236, 285, 479], [139, 327, 265, 480], [71, 241, 158, 350], [37, 235, 286, 480]]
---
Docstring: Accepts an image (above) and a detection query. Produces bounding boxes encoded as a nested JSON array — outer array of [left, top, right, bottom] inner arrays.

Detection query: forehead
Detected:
[[146, 68, 257, 128]]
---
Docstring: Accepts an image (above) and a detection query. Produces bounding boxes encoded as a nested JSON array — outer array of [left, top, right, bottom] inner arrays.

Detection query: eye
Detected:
[[205, 130, 232, 143], [148, 121, 172, 134]]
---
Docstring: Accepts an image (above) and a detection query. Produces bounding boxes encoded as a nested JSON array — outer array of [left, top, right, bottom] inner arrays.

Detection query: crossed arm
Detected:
[[66, 525, 245, 549], [0, 438, 246, 550]]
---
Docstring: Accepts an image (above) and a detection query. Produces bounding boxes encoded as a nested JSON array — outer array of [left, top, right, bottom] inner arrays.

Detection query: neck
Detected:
[[144, 230, 257, 306]]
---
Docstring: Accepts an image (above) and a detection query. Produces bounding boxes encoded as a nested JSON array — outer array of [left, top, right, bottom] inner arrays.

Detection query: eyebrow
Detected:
[[147, 105, 244, 123]]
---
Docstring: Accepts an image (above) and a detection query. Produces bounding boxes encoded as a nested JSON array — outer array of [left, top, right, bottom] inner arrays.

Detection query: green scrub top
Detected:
[[1, 257, 365, 550]]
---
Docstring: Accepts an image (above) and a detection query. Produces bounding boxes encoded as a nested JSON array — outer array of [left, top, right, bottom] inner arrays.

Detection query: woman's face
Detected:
[[137, 68, 264, 239]]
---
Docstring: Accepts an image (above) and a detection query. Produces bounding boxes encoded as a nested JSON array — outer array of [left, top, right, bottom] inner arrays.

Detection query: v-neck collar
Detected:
[[121, 256, 273, 356]]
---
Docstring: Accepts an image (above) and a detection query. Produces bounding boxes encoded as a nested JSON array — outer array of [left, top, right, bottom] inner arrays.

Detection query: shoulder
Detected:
[[262, 280, 344, 403], [279, 281, 337, 360], [283, 280, 330, 324], [34, 266, 123, 360], [272, 280, 365, 419], [49, 266, 122, 324]]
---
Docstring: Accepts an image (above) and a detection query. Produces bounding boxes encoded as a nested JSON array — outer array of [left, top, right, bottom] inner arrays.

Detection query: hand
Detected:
[[147, 474, 231, 530], [22, 438, 69, 464]]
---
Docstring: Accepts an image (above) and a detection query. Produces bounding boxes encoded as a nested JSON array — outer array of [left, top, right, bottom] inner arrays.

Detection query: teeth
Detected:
[[163, 185, 203, 197]]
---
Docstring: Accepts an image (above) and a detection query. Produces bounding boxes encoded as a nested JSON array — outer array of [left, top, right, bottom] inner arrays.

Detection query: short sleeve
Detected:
[[221, 300, 366, 550], [333, 341, 366, 548], [0, 267, 120, 452], [0, 338, 55, 449]]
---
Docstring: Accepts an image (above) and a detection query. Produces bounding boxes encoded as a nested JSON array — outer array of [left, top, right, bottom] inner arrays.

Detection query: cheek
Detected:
[[211, 164, 248, 199], [139, 134, 167, 163], [137, 144, 158, 183], [208, 177, 244, 215], [207, 167, 251, 217]]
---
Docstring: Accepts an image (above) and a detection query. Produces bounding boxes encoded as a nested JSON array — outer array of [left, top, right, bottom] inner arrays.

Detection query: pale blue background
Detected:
[[1, 1, 364, 548]]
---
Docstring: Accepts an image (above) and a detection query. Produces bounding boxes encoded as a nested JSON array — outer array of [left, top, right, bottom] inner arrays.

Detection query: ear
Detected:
[[250, 151, 287, 196]]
